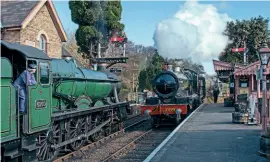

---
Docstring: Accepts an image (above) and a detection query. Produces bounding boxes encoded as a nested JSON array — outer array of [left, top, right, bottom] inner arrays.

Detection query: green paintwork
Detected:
[[26, 60, 51, 134], [74, 97, 92, 109], [1, 58, 18, 143], [51, 59, 120, 110], [1, 57, 12, 78], [94, 100, 104, 107]]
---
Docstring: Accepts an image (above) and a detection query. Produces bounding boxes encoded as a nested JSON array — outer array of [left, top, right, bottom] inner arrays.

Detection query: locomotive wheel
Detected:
[[86, 114, 93, 143], [90, 114, 104, 142], [151, 116, 159, 128], [68, 117, 86, 151], [37, 122, 62, 161], [112, 122, 122, 133], [104, 126, 112, 136]]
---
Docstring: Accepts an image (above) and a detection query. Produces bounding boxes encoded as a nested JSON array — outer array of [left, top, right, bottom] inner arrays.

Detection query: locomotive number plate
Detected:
[[36, 100, 47, 109], [166, 108, 176, 112]]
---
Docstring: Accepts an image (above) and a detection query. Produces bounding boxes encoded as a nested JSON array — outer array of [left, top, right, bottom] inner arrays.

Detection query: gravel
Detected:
[[65, 117, 152, 162]]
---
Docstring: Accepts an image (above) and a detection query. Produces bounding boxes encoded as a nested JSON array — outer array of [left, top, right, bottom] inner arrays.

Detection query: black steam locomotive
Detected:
[[141, 64, 206, 127]]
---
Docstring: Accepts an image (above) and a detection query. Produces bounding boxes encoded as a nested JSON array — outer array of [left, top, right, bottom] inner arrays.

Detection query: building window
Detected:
[[39, 34, 47, 53]]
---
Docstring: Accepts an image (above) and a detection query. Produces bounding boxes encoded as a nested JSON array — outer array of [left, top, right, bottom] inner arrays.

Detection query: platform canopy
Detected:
[[213, 60, 244, 83], [234, 61, 270, 76], [213, 59, 245, 71]]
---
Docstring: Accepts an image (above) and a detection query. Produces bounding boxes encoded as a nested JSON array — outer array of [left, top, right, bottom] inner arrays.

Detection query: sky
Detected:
[[53, 1, 270, 75]]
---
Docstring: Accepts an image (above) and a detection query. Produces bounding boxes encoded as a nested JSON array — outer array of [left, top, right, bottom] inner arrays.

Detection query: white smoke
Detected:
[[153, 0, 232, 62]]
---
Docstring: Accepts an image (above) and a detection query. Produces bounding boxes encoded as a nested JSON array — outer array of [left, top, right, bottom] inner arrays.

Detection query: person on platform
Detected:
[[213, 85, 220, 103], [13, 64, 37, 114]]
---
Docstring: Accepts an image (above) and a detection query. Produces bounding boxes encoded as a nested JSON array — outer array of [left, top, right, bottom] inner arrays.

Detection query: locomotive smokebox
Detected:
[[152, 70, 179, 99]]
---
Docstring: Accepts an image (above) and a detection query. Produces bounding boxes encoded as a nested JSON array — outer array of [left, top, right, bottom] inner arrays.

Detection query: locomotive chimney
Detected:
[[97, 63, 107, 72]]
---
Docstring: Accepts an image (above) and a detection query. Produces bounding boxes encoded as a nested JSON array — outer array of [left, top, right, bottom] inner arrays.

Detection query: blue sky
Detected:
[[53, 1, 270, 74]]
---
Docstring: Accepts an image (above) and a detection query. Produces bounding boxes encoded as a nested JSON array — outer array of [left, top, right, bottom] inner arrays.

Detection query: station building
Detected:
[[1, 0, 68, 58]]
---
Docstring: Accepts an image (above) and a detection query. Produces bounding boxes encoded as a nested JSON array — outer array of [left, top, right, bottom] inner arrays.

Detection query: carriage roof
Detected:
[[1, 40, 51, 60]]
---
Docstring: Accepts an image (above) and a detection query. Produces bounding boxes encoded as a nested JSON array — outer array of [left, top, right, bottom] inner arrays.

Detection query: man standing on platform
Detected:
[[213, 85, 220, 103]]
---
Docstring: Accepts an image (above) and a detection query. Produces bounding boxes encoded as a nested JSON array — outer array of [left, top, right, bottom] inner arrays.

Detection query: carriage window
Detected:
[[40, 62, 49, 84]]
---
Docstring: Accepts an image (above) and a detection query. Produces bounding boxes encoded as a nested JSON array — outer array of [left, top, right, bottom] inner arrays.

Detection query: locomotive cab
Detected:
[[1, 41, 52, 134]]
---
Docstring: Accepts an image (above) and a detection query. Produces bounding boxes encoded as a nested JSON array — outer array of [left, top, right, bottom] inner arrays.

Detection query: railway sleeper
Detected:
[[125, 150, 151, 155], [120, 154, 148, 160]]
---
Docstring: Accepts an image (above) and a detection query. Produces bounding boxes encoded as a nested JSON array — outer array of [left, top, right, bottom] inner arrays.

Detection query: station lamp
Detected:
[[258, 43, 270, 66]]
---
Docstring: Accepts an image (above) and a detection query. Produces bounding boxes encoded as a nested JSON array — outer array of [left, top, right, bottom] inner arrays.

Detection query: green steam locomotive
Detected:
[[1, 41, 129, 162]]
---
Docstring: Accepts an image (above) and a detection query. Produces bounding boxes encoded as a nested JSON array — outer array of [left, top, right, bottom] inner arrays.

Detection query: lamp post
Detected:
[[258, 43, 270, 157], [258, 43, 270, 134]]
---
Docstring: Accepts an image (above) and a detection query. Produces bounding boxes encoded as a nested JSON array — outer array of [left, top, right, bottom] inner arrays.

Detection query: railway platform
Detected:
[[144, 103, 268, 162]]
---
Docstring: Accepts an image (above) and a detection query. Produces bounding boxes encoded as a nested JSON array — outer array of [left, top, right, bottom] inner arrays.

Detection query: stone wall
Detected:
[[1, 30, 20, 43], [20, 4, 62, 58]]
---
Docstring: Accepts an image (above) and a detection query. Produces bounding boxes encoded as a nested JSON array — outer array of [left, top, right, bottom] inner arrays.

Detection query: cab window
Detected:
[[40, 62, 50, 84], [27, 60, 37, 80]]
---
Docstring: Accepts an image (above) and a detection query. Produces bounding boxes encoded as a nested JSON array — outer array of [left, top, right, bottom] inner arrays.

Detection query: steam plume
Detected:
[[153, 0, 232, 62]]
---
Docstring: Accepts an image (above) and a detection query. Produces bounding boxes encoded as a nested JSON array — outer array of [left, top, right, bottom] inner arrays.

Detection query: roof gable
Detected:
[[1, 0, 67, 42]]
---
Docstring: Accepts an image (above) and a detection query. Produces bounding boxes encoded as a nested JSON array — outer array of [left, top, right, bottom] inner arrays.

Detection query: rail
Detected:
[[102, 129, 153, 161], [53, 116, 149, 162]]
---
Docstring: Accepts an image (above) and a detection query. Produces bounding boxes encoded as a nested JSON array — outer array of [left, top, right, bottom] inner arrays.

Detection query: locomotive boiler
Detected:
[[141, 64, 206, 127], [51, 59, 122, 111], [0, 40, 130, 162]]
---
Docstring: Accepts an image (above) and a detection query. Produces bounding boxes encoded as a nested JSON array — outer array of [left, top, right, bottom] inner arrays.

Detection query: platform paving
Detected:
[[147, 104, 268, 162]]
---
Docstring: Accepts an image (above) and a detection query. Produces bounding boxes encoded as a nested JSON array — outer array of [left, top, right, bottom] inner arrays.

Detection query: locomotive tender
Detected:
[[1, 41, 129, 162], [141, 64, 206, 127]]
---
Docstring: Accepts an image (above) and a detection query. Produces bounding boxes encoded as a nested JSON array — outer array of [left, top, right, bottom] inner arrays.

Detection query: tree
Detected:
[[69, 1, 124, 58], [138, 52, 165, 91], [219, 16, 269, 63]]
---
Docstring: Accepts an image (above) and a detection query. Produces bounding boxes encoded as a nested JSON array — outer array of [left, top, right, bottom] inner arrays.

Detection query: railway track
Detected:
[[53, 114, 149, 162], [102, 127, 174, 162]]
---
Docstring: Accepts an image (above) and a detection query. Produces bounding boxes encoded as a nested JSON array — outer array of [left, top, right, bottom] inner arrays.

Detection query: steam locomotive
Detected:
[[1, 41, 130, 162], [141, 64, 206, 127]]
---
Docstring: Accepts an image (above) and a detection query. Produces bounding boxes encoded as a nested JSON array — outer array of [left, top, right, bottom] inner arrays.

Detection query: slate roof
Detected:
[[234, 61, 270, 76], [1, 40, 51, 60], [1, 1, 39, 28]]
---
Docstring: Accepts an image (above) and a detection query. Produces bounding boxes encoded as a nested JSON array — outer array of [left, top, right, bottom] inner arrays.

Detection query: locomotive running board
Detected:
[[52, 102, 129, 121], [51, 119, 110, 149]]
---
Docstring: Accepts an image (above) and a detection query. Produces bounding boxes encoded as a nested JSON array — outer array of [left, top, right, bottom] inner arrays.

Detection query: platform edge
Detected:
[[143, 103, 206, 162]]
